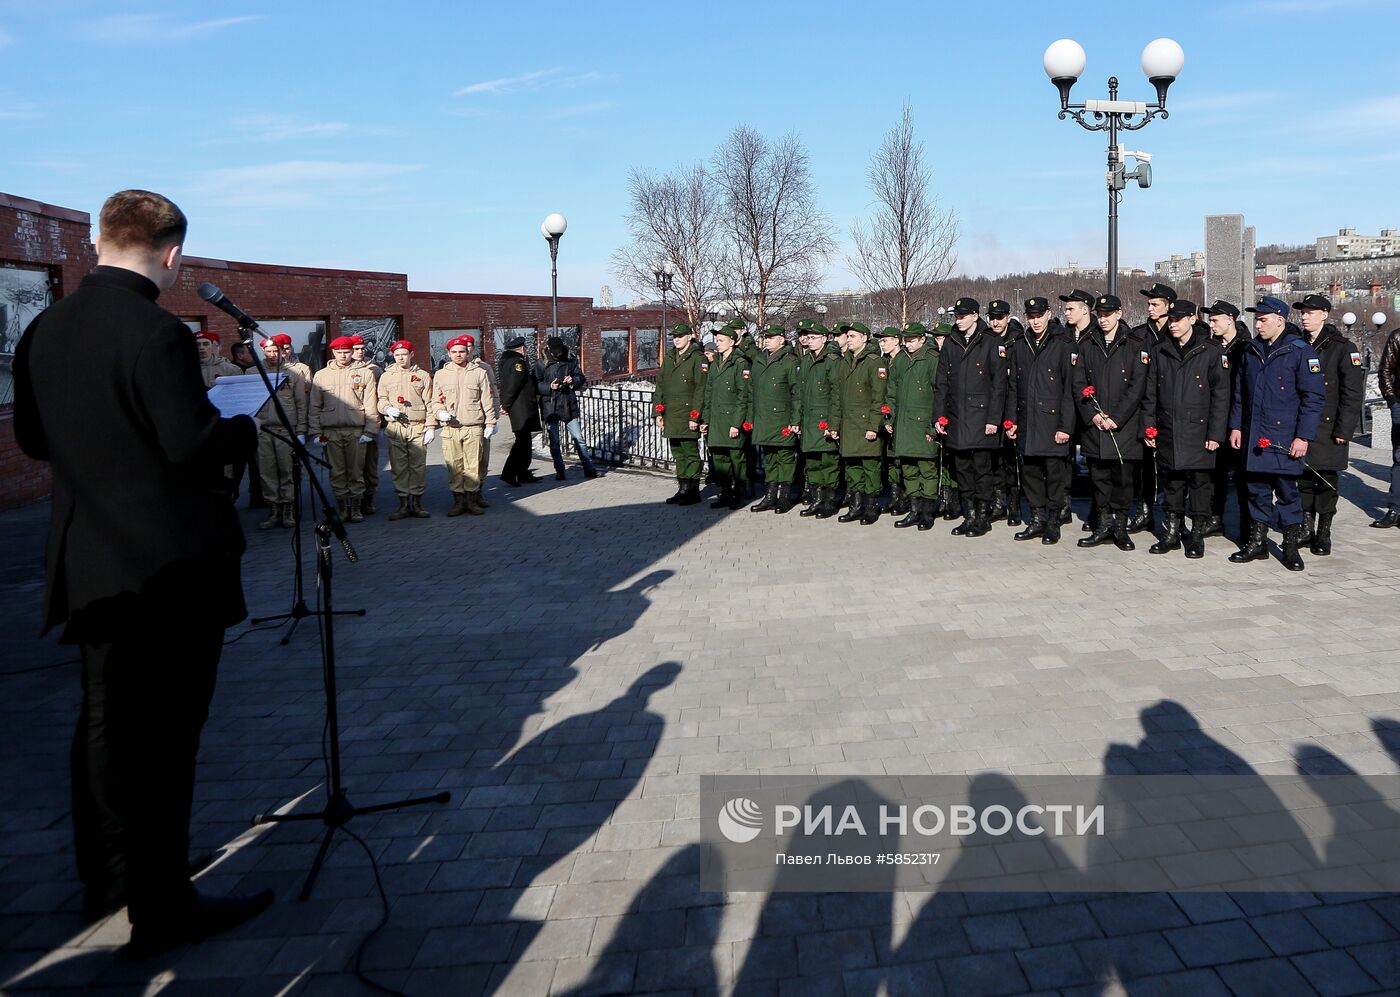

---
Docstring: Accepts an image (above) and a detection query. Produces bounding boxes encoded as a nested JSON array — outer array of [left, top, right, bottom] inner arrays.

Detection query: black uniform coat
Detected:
[[1005, 329, 1076, 458], [13, 266, 258, 641], [536, 354, 587, 423], [1303, 324, 1365, 472], [932, 319, 1008, 452], [497, 347, 543, 432], [1073, 327, 1150, 462], [1143, 332, 1231, 471]]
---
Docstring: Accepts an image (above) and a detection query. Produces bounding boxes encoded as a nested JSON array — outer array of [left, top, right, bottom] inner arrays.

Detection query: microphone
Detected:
[[197, 283, 261, 332]]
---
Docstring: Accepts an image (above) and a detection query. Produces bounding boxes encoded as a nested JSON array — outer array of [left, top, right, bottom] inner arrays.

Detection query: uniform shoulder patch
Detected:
[[1307, 358, 1321, 373], [1070, 352, 1079, 365], [741, 369, 751, 379], [877, 366, 887, 379], [1350, 352, 1363, 366], [1221, 355, 1230, 368], [1140, 350, 1150, 364], [514, 362, 525, 372], [701, 362, 710, 372], [997, 344, 1007, 357]]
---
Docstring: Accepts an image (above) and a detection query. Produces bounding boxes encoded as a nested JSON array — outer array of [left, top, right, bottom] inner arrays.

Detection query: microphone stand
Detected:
[[236, 320, 449, 900]]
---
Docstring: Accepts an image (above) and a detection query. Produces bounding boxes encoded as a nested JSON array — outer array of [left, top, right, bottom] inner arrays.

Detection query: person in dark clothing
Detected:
[[1126, 282, 1176, 532], [537, 336, 598, 480], [497, 335, 543, 485], [1205, 300, 1251, 539], [13, 190, 272, 956], [1004, 297, 1075, 544], [1375, 325, 1400, 528], [933, 298, 1008, 537]]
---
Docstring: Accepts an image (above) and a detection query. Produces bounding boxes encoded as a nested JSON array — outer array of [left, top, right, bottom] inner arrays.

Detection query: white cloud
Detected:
[[547, 101, 617, 119], [454, 67, 601, 97], [1302, 94, 1400, 132], [227, 114, 354, 142], [80, 13, 261, 43], [186, 160, 423, 208], [0, 27, 13, 49]]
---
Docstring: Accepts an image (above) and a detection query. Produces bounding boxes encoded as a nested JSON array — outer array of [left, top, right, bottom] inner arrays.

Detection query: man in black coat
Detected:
[[1206, 300, 1251, 538], [1143, 300, 1231, 558], [1293, 294, 1364, 555], [1125, 282, 1176, 532], [1375, 325, 1400, 528], [933, 298, 1008, 537], [1073, 294, 1149, 551], [537, 335, 598, 479], [1004, 297, 1075, 544], [496, 334, 543, 485], [13, 190, 271, 955]]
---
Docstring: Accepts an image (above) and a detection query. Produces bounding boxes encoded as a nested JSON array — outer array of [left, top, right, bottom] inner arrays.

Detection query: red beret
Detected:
[[272, 334, 293, 348], [446, 335, 475, 351], [194, 330, 219, 343], [390, 339, 414, 353], [348, 336, 364, 346], [329, 336, 356, 350], [259, 337, 276, 349]]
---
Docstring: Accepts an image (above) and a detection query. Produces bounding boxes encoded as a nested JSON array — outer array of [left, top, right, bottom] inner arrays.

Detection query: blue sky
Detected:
[[2, 0, 1398, 302]]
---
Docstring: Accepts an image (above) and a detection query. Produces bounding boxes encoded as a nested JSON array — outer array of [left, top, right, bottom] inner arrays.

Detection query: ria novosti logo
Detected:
[[717, 797, 764, 843]]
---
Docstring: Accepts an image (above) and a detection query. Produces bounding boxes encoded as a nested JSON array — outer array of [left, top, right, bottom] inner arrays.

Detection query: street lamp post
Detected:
[[815, 302, 828, 326], [541, 213, 568, 351], [1043, 38, 1184, 296], [652, 260, 676, 334]]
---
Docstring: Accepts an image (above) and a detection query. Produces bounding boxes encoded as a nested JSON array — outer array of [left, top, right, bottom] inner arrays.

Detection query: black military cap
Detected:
[[762, 323, 787, 338], [1140, 282, 1178, 302], [987, 299, 1011, 317], [952, 297, 979, 316], [670, 322, 694, 337], [1166, 299, 1197, 319], [1024, 296, 1050, 314], [1204, 300, 1240, 319], [1058, 289, 1094, 305], [1094, 293, 1122, 312], [504, 335, 527, 349], [1292, 293, 1332, 313]]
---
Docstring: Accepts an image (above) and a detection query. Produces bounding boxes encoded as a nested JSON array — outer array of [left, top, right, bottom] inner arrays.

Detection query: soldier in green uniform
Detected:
[[727, 319, 761, 495], [887, 321, 942, 530], [830, 321, 888, 525], [794, 320, 841, 518], [701, 326, 752, 509], [749, 324, 802, 513], [877, 326, 910, 518], [653, 323, 708, 506]]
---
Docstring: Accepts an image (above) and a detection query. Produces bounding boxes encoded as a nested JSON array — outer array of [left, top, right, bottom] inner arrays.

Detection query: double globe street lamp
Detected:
[[1043, 38, 1185, 295], [541, 213, 568, 348]]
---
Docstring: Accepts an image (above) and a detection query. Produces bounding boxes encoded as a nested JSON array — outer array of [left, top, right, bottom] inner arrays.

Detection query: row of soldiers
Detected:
[[652, 282, 1366, 570]]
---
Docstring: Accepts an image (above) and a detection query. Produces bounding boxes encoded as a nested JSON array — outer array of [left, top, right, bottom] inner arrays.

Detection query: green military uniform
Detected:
[[728, 322, 761, 493], [888, 324, 942, 529], [882, 328, 912, 514], [653, 331, 708, 502], [749, 329, 801, 511], [795, 321, 841, 517], [701, 347, 751, 507], [830, 324, 888, 524]]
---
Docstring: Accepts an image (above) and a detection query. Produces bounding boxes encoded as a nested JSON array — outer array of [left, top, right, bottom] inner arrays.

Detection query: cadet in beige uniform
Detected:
[[349, 336, 384, 515], [430, 334, 498, 515], [254, 336, 308, 529], [377, 339, 434, 520], [195, 330, 242, 388], [309, 336, 378, 521]]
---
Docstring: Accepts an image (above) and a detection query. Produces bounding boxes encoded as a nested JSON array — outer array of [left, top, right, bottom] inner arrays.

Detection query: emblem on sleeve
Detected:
[[1308, 358, 1321, 373]]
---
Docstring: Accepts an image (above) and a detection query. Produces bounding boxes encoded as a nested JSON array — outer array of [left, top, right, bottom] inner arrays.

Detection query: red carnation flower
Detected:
[[655, 403, 666, 413], [818, 420, 829, 430], [742, 421, 753, 431], [781, 427, 792, 436], [317, 434, 328, 443], [1144, 426, 1158, 439], [396, 395, 406, 404], [1258, 437, 1272, 449], [689, 409, 700, 419], [1002, 420, 1015, 430], [1081, 385, 1096, 398], [880, 404, 892, 415], [411, 375, 420, 382], [937, 416, 949, 427]]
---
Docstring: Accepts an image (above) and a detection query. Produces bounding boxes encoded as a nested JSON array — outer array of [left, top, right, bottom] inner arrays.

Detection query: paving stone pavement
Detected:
[[3, 444, 1400, 996]]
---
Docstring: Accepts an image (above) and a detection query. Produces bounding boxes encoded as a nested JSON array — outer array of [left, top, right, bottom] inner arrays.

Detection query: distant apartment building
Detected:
[[1154, 252, 1205, 283], [1298, 252, 1400, 291], [1315, 228, 1400, 259], [1052, 261, 1146, 281]]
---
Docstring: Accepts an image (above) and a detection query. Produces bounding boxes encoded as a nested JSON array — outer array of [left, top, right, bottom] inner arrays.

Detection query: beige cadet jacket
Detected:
[[430, 359, 498, 429], [378, 364, 434, 425], [309, 361, 377, 434], [255, 364, 309, 434], [201, 357, 243, 389]]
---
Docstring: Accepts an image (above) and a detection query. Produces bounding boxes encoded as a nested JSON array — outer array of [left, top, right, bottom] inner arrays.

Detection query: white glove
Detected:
[[358, 434, 373, 444], [437, 410, 452, 425], [384, 406, 402, 420], [423, 427, 436, 445], [484, 424, 498, 439]]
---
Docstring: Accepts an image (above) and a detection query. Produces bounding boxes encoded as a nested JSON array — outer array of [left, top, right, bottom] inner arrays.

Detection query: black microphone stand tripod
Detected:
[[224, 312, 449, 901]]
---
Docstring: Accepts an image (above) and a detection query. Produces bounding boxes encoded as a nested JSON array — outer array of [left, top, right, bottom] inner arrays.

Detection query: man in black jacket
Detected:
[[538, 336, 598, 480], [497, 334, 543, 485], [1206, 300, 1251, 538], [1374, 325, 1400, 528], [1004, 297, 1075, 544], [1293, 294, 1364, 554], [14, 190, 271, 955], [1126, 282, 1176, 532], [933, 298, 1008, 537]]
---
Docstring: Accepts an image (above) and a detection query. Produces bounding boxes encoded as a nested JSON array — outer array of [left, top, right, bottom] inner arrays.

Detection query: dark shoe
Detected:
[[360, 497, 375, 516], [773, 488, 794, 514], [1112, 513, 1136, 551], [258, 507, 280, 530], [1126, 502, 1152, 534], [388, 496, 410, 521], [584, 467, 599, 479], [941, 487, 960, 521], [987, 489, 1007, 522], [888, 485, 910, 517], [1183, 523, 1205, 559], [348, 499, 364, 523], [1200, 515, 1224, 538], [710, 485, 731, 510], [751, 483, 779, 513], [951, 498, 976, 536], [410, 495, 430, 518], [1015, 510, 1047, 541], [1298, 511, 1316, 547], [1078, 511, 1113, 548], [728, 487, 746, 510], [463, 491, 486, 516], [1059, 504, 1073, 525], [126, 889, 274, 960], [838, 492, 865, 523], [446, 492, 467, 516], [278, 503, 296, 528], [814, 487, 840, 519], [894, 499, 922, 528], [799, 485, 825, 517], [917, 497, 935, 531], [555, 470, 566, 481], [1370, 509, 1400, 529], [665, 480, 686, 504], [499, 474, 520, 487], [1311, 513, 1333, 556], [1282, 523, 1306, 572], [1229, 522, 1270, 563], [1006, 496, 1023, 528], [1042, 520, 1062, 545], [676, 480, 701, 506], [964, 500, 991, 538], [860, 494, 881, 525], [1149, 513, 1183, 554], [519, 471, 541, 484]]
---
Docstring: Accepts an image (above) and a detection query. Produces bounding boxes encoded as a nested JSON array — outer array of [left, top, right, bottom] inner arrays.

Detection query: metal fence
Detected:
[[533, 381, 691, 471]]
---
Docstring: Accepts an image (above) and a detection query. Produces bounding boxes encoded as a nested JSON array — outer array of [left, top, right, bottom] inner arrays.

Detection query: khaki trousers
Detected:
[[386, 421, 428, 496], [441, 425, 485, 494], [257, 431, 296, 504], [324, 427, 364, 500]]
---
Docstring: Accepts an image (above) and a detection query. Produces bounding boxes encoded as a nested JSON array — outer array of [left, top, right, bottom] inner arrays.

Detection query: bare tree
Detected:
[[713, 126, 834, 327], [612, 163, 722, 336], [847, 106, 959, 326]]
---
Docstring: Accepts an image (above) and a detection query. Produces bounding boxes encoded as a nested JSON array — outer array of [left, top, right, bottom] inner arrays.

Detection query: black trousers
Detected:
[[1161, 468, 1213, 516], [74, 623, 221, 926], [1022, 454, 1072, 512], [1299, 470, 1340, 516], [503, 429, 534, 478], [1211, 451, 1251, 525], [949, 448, 996, 503], [1088, 457, 1136, 514], [1134, 450, 1158, 510]]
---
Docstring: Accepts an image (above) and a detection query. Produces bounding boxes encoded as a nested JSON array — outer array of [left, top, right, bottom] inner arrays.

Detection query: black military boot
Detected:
[[941, 487, 961, 521], [1015, 509, 1046, 542], [1183, 519, 1205, 559], [951, 497, 977, 535], [800, 486, 826, 517], [665, 479, 686, 504], [1370, 509, 1400, 528], [917, 497, 936, 532], [1126, 501, 1152, 534], [710, 483, 731, 509], [815, 487, 841, 519], [1198, 515, 1224, 538], [1112, 512, 1135, 551], [1281, 523, 1306, 571], [1078, 511, 1113, 548], [1042, 518, 1062, 545], [1310, 513, 1333, 556], [388, 495, 411, 521], [839, 492, 865, 523], [1006, 494, 1023, 527], [888, 484, 909, 517], [1297, 511, 1316, 547], [751, 483, 780, 512], [894, 495, 922, 528], [965, 500, 992, 537], [1229, 522, 1269, 563], [988, 488, 1007, 522], [1082, 502, 1098, 531], [1149, 513, 1182, 554], [410, 495, 431, 518], [728, 484, 747, 510], [861, 493, 882, 525], [1059, 503, 1073, 525], [773, 486, 794, 514], [676, 479, 701, 506]]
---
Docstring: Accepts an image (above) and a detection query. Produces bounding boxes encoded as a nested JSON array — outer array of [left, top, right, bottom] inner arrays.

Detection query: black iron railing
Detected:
[[533, 381, 695, 471]]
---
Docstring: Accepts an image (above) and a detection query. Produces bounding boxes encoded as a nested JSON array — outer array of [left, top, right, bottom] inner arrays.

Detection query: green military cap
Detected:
[[794, 318, 830, 336], [878, 326, 902, 339], [761, 323, 786, 338], [723, 317, 746, 331], [670, 322, 694, 336], [901, 321, 930, 336], [835, 320, 871, 335], [934, 322, 953, 335]]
